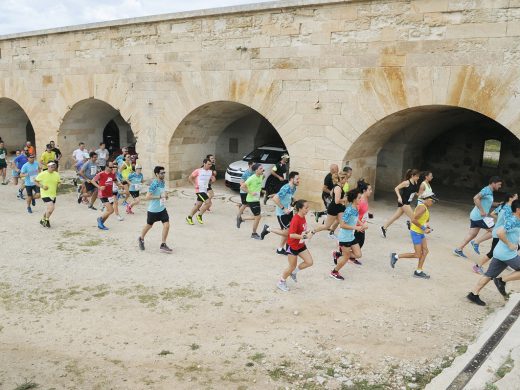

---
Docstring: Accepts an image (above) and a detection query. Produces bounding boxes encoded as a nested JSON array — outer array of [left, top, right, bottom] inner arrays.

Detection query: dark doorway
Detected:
[[26, 121, 35, 146], [103, 120, 120, 156]]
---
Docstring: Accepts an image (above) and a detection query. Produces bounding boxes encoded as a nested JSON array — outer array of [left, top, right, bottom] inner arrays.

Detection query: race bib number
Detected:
[[483, 217, 495, 229], [90, 166, 97, 175], [133, 184, 141, 191], [29, 175, 37, 183], [160, 197, 166, 206], [112, 182, 118, 191], [0, 153, 5, 159]]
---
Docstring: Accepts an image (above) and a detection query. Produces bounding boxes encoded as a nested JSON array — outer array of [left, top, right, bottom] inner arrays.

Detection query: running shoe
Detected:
[[251, 233, 261, 240], [413, 271, 430, 279], [27, 207, 32, 214], [467, 292, 486, 306], [116, 215, 124, 221], [406, 220, 411, 230], [290, 272, 298, 283], [276, 248, 287, 256], [453, 248, 467, 258], [196, 214, 203, 224], [332, 250, 340, 265], [329, 270, 344, 280], [45, 219, 50, 228], [18, 188, 23, 198], [31, 198, 36, 206], [470, 240, 480, 255], [40, 219, 46, 227], [277, 280, 289, 292], [493, 277, 507, 297], [160, 243, 173, 253], [350, 259, 363, 266], [328, 231, 337, 240], [122, 200, 128, 206], [88, 205, 97, 211], [236, 215, 243, 229], [314, 211, 321, 223], [186, 216, 194, 225], [260, 224, 270, 240], [97, 217, 108, 230], [380, 226, 387, 238], [77, 193, 82, 204], [390, 252, 398, 268], [127, 206, 134, 214], [138, 237, 145, 251], [472, 264, 484, 275]]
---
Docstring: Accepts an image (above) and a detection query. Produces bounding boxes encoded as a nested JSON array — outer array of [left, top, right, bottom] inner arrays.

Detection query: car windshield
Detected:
[[243, 149, 286, 164]]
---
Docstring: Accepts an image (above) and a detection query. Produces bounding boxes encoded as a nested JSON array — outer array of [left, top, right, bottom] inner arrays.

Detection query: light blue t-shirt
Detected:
[[338, 205, 359, 243], [240, 169, 253, 194], [147, 179, 166, 213], [275, 183, 297, 217], [493, 215, 520, 261], [470, 186, 494, 221], [21, 161, 40, 186], [128, 172, 143, 191], [492, 204, 512, 239]]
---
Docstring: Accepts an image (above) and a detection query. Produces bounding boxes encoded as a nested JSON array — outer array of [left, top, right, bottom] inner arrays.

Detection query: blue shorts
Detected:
[[12, 170, 19, 177], [410, 230, 425, 245]]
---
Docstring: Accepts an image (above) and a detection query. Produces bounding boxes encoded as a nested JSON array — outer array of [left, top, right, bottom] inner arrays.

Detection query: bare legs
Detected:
[[383, 205, 413, 230], [281, 250, 314, 281]]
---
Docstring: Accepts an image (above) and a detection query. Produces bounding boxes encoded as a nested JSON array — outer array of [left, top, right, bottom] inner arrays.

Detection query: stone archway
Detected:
[[345, 105, 520, 196], [58, 98, 136, 169], [0, 98, 35, 153]]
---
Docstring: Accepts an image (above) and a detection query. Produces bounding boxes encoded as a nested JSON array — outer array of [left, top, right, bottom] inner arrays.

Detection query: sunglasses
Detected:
[[159, 172, 166, 175]]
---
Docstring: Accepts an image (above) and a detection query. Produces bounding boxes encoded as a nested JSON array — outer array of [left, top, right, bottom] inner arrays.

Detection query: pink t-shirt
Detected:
[[191, 168, 212, 193], [357, 198, 369, 222]]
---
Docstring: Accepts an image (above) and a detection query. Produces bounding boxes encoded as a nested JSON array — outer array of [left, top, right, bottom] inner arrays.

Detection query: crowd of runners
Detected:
[[0, 137, 518, 305]]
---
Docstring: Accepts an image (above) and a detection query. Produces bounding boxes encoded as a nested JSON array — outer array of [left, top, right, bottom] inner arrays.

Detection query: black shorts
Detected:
[[354, 230, 365, 248], [0, 161, 7, 169], [484, 256, 520, 278], [85, 182, 96, 192], [42, 197, 56, 203], [470, 219, 490, 229], [286, 245, 307, 256], [240, 193, 248, 205], [130, 191, 140, 198], [196, 192, 209, 202], [277, 213, 293, 229], [100, 197, 114, 204], [207, 184, 212, 191], [339, 239, 358, 247], [327, 203, 345, 216], [147, 209, 169, 225], [486, 238, 500, 259], [26, 185, 40, 197], [398, 201, 411, 207], [248, 201, 261, 216]]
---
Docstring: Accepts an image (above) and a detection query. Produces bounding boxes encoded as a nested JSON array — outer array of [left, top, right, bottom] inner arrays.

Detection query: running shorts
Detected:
[[286, 245, 307, 256], [42, 197, 56, 203], [354, 230, 365, 248], [0, 161, 6, 169], [26, 185, 40, 197], [277, 213, 293, 229], [196, 192, 209, 202], [147, 209, 169, 225], [486, 238, 500, 259], [327, 203, 345, 216], [410, 230, 425, 245], [240, 193, 248, 205], [470, 219, 490, 229], [484, 256, 520, 278], [339, 239, 358, 247], [100, 197, 114, 204], [248, 201, 261, 216], [130, 191, 140, 198], [85, 182, 96, 192]]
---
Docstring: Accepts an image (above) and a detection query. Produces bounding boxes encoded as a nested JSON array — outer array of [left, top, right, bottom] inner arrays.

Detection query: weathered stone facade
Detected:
[[1, 0, 520, 201]]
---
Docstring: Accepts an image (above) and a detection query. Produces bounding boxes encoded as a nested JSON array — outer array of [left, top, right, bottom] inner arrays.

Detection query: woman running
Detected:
[[277, 199, 315, 292], [472, 193, 518, 274], [314, 172, 348, 239], [418, 171, 434, 201], [380, 169, 420, 238]]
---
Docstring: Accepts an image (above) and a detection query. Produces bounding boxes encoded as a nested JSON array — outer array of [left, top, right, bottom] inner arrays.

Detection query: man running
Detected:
[[467, 200, 520, 306], [13, 149, 28, 198], [186, 158, 214, 225], [92, 163, 116, 230], [239, 163, 264, 239], [264, 153, 289, 205], [0, 141, 7, 185], [454, 176, 502, 258], [95, 142, 109, 171], [20, 154, 41, 213], [315, 163, 339, 221], [72, 142, 87, 170], [34, 161, 61, 228], [49, 140, 62, 168], [127, 165, 144, 214], [39, 144, 56, 170], [79, 152, 99, 210], [390, 195, 438, 279], [138, 166, 172, 253], [260, 171, 299, 255], [236, 160, 254, 227]]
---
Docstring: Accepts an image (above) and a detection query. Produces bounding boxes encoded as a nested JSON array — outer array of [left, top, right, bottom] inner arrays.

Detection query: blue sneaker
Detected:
[[97, 217, 108, 230], [122, 201, 128, 206], [453, 248, 467, 258], [27, 207, 32, 214], [390, 252, 398, 268], [471, 240, 480, 255]]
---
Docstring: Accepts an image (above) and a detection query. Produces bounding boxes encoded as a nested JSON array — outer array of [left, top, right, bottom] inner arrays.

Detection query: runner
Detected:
[[138, 166, 173, 253], [239, 163, 264, 239], [259, 171, 300, 255], [9, 150, 21, 185], [236, 160, 254, 227], [186, 158, 214, 225], [0, 141, 7, 185], [118, 154, 134, 205], [25, 141, 35, 157], [277, 199, 315, 292], [49, 141, 62, 168], [72, 142, 87, 170], [315, 164, 339, 222], [92, 163, 116, 230], [34, 161, 61, 228], [114, 146, 128, 167], [111, 169, 125, 222], [390, 195, 438, 279], [95, 142, 109, 171], [20, 154, 41, 213], [39, 144, 56, 170], [380, 169, 420, 238], [263, 153, 289, 205], [205, 154, 217, 203], [126, 165, 144, 214], [342, 166, 353, 193], [472, 193, 518, 274], [453, 176, 503, 258], [330, 189, 366, 280], [78, 151, 99, 210], [467, 200, 520, 306], [417, 171, 434, 201], [14, 147, 29, 199], [313, 172, 348, 239]]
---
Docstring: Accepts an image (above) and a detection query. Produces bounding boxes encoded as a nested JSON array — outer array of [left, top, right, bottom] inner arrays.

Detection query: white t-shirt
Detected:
[[95, 148, 109, 165], [73, 148, 86, 162], [191, 168, 212, 193]]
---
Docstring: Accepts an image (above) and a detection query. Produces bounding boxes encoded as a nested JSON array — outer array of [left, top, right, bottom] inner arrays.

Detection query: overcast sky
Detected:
[[0, 0, 274, 35]]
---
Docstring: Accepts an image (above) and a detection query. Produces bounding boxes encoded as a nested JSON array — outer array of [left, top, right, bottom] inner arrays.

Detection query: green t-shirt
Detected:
[[0, 148, 6, 163], [245, 174, 264, 202], [36, 171, 61, 199]]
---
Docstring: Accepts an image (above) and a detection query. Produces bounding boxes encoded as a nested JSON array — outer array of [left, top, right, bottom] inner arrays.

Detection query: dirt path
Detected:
[[0, 182, 514, 389]]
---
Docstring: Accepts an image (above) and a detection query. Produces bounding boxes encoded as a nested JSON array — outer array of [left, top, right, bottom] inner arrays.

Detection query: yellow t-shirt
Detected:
[[40, 151, 57, 166], [410, 204, 430, 234], [36, 171, 61, 199], [121, 163, 133, 180], [342, 182, 350, 193]]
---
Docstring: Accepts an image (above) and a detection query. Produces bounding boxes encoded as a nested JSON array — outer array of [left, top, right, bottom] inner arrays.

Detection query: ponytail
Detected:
[[405, 169, 420, 180]]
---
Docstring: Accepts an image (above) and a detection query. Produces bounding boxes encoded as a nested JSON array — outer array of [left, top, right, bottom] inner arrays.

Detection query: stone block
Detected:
[[412, 0, 449, 13], [283, 80, 310, 91], [507, 21, 520, 36], [447, 22, 507, 38]]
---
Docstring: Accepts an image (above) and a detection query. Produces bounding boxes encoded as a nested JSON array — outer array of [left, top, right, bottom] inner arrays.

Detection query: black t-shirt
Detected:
[[322, 173, 334, 197], [52, 147, 62, 159], [273, 162, 287, 178]]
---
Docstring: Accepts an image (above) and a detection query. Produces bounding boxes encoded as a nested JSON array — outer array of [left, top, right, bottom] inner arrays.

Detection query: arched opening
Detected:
[[59, 99, 136, 169], [0, 98, 35, 154], [168, 101, 286, 184], [345, 105, 520, 198]]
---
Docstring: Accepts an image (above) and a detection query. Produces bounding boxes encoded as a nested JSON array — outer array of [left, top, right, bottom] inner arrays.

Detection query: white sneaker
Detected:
[[117, 215, 124, 221], [277, 280, 289, 292]]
